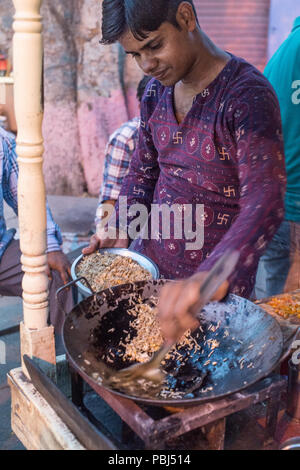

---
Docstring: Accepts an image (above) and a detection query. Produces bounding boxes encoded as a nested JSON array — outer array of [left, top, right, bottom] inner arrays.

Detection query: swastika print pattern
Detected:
[[114, 55, 286, 298]]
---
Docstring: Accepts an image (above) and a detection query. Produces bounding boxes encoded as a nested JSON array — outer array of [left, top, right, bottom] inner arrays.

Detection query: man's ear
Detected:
[[176, 2, 198, 32]]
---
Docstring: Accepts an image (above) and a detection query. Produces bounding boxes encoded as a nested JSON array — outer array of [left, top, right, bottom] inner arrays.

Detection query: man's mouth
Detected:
[[154, 69, 169, 81]]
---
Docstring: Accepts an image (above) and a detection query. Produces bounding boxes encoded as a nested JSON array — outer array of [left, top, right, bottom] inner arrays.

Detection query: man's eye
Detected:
[[150, 43, 162, 50]]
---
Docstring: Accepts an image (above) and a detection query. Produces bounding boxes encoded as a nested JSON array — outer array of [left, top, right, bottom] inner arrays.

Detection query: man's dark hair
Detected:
[[101, 0, 198, 45], [136, 75, 151, 102]]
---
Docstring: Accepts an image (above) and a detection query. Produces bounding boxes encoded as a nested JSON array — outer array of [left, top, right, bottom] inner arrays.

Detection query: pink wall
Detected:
[[77, 89, 130, 195], [77, 86, 140, 195]]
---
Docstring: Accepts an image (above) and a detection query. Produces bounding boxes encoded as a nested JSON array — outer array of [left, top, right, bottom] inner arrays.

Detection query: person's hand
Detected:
[[157, 272, 229, 345], [82, 231, 129, 255], [46, 250, 71, 285], [83, 200, 129, 255]]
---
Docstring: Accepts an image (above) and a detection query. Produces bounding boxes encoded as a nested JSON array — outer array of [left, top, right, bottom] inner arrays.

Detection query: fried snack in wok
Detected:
[[121, 298, 206, 365]]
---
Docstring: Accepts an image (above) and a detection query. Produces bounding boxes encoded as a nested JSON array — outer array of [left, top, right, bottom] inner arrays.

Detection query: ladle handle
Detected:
[[56, 276, 96, 316]]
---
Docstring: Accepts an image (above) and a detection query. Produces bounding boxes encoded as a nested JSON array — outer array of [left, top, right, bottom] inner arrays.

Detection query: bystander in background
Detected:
[[255, 17, 300, 298], [0, 126, 73, 340]]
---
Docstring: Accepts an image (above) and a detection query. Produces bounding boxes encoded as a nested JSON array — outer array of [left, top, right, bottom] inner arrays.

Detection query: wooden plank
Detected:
[[8, 368, 85, 450], [23, 355, 117, 450]]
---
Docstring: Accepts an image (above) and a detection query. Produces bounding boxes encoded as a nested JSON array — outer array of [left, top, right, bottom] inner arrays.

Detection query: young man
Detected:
[[0, 126, 73, 335], [92, 0, 286, 343]]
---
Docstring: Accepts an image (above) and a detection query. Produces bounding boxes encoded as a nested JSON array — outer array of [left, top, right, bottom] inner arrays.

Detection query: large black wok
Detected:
[[61, 279, 284, 407]]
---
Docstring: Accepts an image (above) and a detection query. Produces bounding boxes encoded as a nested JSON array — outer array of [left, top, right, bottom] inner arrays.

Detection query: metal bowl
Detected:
[[71, 248, 160, 297]]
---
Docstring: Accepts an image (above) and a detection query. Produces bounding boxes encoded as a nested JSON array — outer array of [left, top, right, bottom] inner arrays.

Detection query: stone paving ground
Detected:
[[0, 195, 98, 450]]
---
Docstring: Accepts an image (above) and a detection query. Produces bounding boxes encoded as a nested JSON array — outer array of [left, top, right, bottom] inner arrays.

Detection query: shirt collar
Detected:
[[292, 17, 300, 32]]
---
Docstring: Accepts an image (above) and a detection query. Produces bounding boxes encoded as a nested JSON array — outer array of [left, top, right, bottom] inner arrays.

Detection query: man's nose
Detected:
[[140, 55, 158, 75]]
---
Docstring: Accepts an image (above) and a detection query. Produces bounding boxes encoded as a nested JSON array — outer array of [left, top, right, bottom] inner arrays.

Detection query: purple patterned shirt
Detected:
[[115, 55, 286, 298]]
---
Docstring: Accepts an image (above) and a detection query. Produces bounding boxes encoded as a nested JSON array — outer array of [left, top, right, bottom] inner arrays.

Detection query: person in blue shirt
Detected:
[[0, 126, 73, 334], [255, 17, 300, 298]]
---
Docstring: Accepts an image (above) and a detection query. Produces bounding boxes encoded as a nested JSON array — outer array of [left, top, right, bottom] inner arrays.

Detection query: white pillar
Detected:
[[12, 0, 56, 374]]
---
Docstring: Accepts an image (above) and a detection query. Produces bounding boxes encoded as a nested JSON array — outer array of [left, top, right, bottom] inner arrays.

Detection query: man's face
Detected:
[[120, 22, 195, 87]]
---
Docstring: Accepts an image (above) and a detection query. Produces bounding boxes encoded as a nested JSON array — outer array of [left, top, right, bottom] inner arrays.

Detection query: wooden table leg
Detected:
[[203, 418, 226, 450], [70, 368, 84, 408], [264, 392, 281, 447]]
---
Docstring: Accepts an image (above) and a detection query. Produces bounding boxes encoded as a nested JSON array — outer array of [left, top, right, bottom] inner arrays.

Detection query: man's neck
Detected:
[[178, 31, 231, 96]]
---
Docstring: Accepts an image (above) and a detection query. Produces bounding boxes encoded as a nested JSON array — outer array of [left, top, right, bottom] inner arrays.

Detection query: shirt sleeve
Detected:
[[99, 133, 136, 203], [197, 85, 286, 297], [95, 130, 136, 226], [45, 201, 63, 253], [2, 134, 19, 215]]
